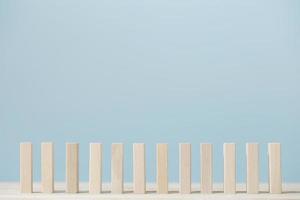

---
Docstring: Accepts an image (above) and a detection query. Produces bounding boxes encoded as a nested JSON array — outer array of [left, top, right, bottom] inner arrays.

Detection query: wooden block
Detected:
[[111, 143, 124, 194], [66, 143, 79, 193], [179, 143, 191, 194], [223, 143, 236, 194], [156, 143, 168, 194], [41, 142, 54, 193], [20, 142, 33, 193], [89, 143, 102, 194], [133, 143, 146, 194], [200, 143, 213, 193], [246, 143, 259, 194], [268, 143, 282, 194]]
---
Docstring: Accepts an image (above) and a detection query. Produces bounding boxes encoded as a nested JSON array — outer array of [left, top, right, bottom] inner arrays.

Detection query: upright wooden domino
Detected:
[[66, 143, 79, 193], [111, 143, 124, 194], [246, 143, 259, 194], [200, 143, 213, 193], [20, 142, 33, 193], [17, 141, 286, 196], [133, 143, 146, 194], [223, 143, 236, 194], [41, 142, 54, 193], [268, 143, 282, 194], [179, 143, 191, 194], [156, 143, 168, 194], [89, 143, 102, 193]]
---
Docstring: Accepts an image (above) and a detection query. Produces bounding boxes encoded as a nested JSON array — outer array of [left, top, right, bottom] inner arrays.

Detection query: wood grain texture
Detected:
[[133, 143, 146, 194], [156, 143, 168, 194], [246, 143, 259, 194], [111, 143, 124, 194], [200, 143, 213, 193], [223, 143, 236, 194], [41, 142, 54, 193], [179, 143, 191, 194], [268, 143, 282, 194], [66, 143, 79, 193], [89, 143, 102, 194], [20, 142, 33, 193]]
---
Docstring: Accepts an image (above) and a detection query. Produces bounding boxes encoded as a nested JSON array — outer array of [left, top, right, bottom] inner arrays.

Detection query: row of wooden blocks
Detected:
[[19, 142, 282, 194]]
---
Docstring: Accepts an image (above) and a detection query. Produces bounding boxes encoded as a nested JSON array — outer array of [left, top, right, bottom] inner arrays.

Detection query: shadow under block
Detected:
[[20, 143, 33, 193], [223, 143, 236, 194], [246, 143, 259, 194], [66, 143, 79, 193], [157, 143, 168, 194], [111, 143, 124, 194], [200, 143, 213, 193], [133, 143, 146, 194], [89, 143, 102, 194], [179, 143, 191, 194], [268, 143, 282, 194], [41, 142, 54, 193]]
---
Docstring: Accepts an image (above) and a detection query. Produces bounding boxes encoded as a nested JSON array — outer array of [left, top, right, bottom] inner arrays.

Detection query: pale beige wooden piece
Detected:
[[200, 143, 213, 193], [179, 143, 191, 194], [223, 143, 236, 194], [133, 143, 146, 194], [111, 143, 124, 194], [20, 142, 33, 193], [156, 143, 168, 194], [268, 143, 282, 194], [89, 143, 102, 193], [41, 142, 54, 193], [246, 143, 259, 194], [66, 143, 79, 193]]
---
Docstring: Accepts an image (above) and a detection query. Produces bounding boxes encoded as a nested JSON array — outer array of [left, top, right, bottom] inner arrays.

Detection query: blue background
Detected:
[[0, 0, 299, 183]]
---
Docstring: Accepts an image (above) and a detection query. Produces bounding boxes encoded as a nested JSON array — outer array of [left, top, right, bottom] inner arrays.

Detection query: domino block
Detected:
[[246, 143, 259, 194], [41, 142, 54, 193], [179, 143, 191, 194], [20, 142, 33, 193], [89, 143, 102, 193], [223, 143, 236, 194], [66, 143, 79, 193], [111, 143, 124, 194], [157, 143, 168, 194], [133, 143, 146, 194], [268, 143, 282, 194], [201, 143, 213, 193]]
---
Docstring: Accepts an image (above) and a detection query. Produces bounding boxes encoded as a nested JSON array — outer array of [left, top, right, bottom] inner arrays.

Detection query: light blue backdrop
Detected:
[[0, 0, 299, 182]]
